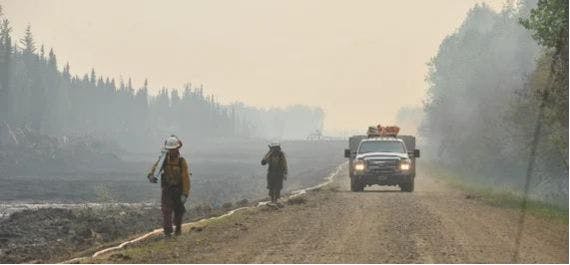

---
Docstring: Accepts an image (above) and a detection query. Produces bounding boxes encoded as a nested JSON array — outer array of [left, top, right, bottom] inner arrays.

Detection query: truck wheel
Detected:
[[350, 178, 358, 192], [351, 178, 364, 192], [401, 179, 415, 192]]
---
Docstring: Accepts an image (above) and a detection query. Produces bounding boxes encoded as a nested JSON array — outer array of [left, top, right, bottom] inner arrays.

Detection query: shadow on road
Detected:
[[337, 189, 402, 193], [362, 190, 402, 193]]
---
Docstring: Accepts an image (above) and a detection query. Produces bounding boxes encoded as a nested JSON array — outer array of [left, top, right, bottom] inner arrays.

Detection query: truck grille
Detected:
[[366, 159, 398, 174]]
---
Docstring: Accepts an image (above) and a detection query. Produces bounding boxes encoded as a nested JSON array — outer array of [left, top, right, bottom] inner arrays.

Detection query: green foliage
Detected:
[[510, 53, 568, 163], [518, 0, 569, 162], [421, 1, 567, 205], [520, 0, 568, 51]]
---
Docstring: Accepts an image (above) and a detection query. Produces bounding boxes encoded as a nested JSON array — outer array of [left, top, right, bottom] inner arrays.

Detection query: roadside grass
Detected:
[[423, 162, 568, 223]]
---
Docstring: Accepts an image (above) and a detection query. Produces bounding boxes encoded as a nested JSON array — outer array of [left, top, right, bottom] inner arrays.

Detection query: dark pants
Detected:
[[267, 174, 284, 202], [269, 189, 281, 202], [161, 186, 185, 235]]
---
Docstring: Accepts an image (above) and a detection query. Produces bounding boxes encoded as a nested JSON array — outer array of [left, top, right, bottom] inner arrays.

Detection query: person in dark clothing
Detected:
[[261, 143, 288, 203]]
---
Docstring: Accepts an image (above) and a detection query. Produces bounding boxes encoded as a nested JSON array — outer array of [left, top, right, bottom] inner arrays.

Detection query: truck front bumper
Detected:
[[354, 171, 412, 186]]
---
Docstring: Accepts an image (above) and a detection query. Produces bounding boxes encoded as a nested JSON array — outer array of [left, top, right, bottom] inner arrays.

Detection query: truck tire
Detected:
[[350, 178, 358, 192], [351, 178, 365, 192], [400, 178, 415, 192]]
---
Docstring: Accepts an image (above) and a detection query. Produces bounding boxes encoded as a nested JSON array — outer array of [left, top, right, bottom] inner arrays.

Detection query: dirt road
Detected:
[[89, 165, 568, 263]]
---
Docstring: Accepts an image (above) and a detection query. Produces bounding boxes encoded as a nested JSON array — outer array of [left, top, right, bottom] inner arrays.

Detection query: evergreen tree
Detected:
[[0, 11, 12, 123], [20, 25, 35, 55]]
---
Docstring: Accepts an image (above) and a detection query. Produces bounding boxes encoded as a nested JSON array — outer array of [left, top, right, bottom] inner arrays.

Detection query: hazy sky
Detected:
[[0, 0, 506, 134]]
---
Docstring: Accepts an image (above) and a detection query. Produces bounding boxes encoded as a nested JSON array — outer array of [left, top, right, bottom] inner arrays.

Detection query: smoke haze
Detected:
[[0, 0, 507, 134]]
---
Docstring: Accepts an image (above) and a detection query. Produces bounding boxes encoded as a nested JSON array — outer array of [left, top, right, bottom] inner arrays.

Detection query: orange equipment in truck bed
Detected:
[[367, 124, 400, 137]]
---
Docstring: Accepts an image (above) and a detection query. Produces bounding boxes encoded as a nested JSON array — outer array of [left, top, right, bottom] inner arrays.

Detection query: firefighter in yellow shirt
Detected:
[[147, 135, 191, 237]]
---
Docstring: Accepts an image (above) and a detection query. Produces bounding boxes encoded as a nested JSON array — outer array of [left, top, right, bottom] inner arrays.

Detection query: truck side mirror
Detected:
[[344, 149, 351, 158], [414, 149, 420, 158]]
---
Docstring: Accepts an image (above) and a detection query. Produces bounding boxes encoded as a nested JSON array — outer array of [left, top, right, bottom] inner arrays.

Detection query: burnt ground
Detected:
[[0, 201, 257, 263], [0, 140, 345, 263], [0, 206, 161, 263], [1, 140, 345, 204]]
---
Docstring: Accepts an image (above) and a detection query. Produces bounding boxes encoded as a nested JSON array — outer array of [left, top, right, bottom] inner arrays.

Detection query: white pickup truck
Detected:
[[344, 133, 420, 192]]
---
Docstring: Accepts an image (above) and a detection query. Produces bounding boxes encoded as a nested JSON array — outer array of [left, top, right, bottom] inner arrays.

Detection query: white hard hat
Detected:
[[164, 135, 182, 150]]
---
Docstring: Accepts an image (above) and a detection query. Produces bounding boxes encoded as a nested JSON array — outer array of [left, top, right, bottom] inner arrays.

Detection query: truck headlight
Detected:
[[400, 160, 411, 171], [354, 160, 366, 171]]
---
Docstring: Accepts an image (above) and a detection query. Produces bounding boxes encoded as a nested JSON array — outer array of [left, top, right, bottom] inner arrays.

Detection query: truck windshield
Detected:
[[358, 141, 405, 154]]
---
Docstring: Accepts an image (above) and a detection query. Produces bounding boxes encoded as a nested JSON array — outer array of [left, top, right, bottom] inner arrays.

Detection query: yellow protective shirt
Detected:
[[149, 155, 191, 196]]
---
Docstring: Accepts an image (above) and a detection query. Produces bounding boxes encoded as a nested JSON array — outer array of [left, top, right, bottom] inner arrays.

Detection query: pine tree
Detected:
[[0, 12, 12, 123], [39, 44, 44, 61], [47, 48, 56, 68], [90, 68, 96, 84], [62, 62, 70, 80], [20, 24, 35, 54]]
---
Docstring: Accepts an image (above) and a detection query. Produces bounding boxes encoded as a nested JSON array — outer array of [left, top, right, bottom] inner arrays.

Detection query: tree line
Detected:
[[0, 6, 325, 151], [420, 0, 568, 205]]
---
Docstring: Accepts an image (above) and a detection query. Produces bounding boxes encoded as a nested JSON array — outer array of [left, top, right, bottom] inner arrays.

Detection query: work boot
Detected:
[[163, 227, 173, 238], [174, 227, 182, 236], [270, 189, 277, 203]]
